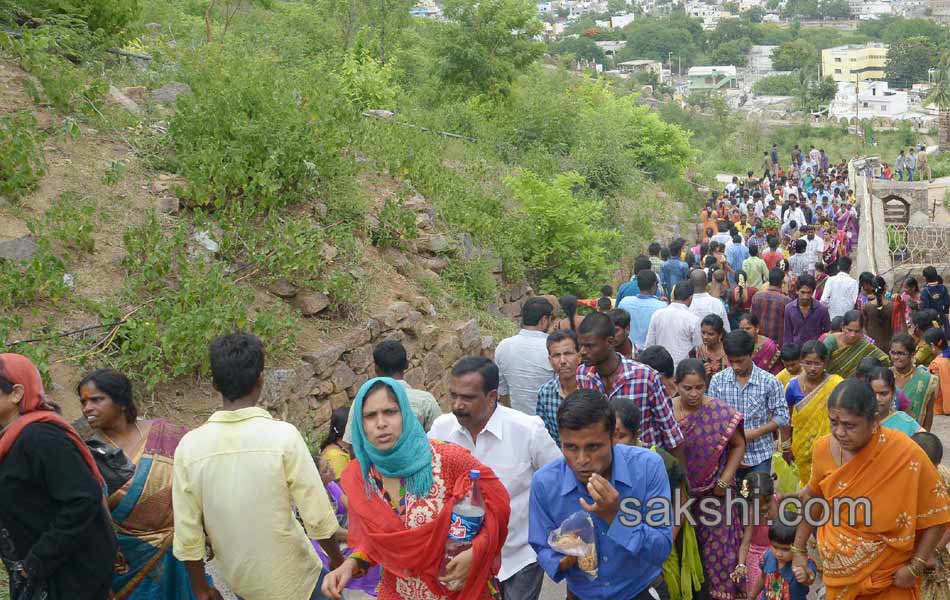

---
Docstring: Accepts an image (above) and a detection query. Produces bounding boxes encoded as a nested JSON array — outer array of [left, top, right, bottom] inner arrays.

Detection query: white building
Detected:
[[686, 0, 722, 28], [848, 0, 893, 19], [596, 40, 627, 58], [892, 0, 927, 15], [611, 13, 636, 27], [830, 81, 909, 120]]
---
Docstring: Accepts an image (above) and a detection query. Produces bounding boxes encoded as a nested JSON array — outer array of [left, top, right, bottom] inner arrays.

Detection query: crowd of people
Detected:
[[0, 147, 949, 600]]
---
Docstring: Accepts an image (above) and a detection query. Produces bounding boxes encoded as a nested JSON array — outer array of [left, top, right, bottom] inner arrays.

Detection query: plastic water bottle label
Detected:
[[447, 513, 483, 543]]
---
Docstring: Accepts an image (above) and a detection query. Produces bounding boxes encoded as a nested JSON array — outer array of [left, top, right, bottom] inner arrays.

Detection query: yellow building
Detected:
[[821, 43, 888, 83]]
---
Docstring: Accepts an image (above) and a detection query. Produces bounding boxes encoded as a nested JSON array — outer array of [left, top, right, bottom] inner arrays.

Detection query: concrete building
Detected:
[[893, 0, 927, 16], [596, 40, 627, 59], [821, 43, 888, 83], [686, 0, 722, 28], [829, 81, 909, 120], [688, 66, 739, 91], [848, 0, 893, 18], [932, 0, 950, 21], [611, 13, 636, 27], [618, 59, 663, 75]]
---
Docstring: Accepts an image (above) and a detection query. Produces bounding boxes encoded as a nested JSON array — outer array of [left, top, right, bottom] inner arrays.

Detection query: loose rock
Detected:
[[296, 292, 330, 316]]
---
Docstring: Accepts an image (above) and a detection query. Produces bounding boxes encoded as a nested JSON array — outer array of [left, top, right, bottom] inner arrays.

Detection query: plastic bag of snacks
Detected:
[[547, 511, 598, 580]]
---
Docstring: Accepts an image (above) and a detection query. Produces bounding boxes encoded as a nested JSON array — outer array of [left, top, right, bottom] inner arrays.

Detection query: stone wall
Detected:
[[258, 292, 497, 438]]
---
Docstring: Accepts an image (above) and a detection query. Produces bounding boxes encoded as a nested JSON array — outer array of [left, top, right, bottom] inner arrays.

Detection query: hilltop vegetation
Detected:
[[0, 0, 700, 392]]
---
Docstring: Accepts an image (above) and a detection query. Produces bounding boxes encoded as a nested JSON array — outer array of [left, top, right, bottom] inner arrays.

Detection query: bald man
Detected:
[[687, 269, 731, 331]]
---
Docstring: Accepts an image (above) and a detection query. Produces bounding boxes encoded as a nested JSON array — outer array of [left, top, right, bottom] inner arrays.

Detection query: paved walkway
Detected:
[[931, 414, 950, 468]]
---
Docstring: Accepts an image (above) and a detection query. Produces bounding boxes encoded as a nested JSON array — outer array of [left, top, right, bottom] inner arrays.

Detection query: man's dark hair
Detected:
[[607, 308, 630, 330], [767, 235, 779, 250], [648, 242, 662, 256], [780, 343, 801, 362], [634, 256, 653, 275], [610, 398, 641, 437], [911, 431, 944, 464], [748, 244, 759, 257], [451, 356, 499, 393], [768, 267, 785, 287], [597, 297, 612, 311], [557, 389, 615, 434], [723, 330, 756, 358], [660, 248, 670, 260], [732, 234, 741, 244], [670, 240, 684, 256], [637, 346, 674, 378], [522, 297, 554, 327], [578, 311, 615, 339], [546, 328, 579, 352], [837, 256, 853, 273], [637, 269, 658, 292], [373, 340, 409, 375], [796, 274, 816, 291], [673, 280, 694, 301], [210, 332, 265, 402]]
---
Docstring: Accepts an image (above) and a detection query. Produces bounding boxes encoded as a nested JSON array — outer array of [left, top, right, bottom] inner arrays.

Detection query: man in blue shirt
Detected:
[[659, 241, 689, 299], [618, 270, 667, 350], [725, 234, 749, 286], [529, 389, 673, 600], [617, 256, 662, 304]]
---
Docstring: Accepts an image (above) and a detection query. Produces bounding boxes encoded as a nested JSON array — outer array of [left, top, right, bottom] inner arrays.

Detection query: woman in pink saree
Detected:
[[835, 203, 858, 255]]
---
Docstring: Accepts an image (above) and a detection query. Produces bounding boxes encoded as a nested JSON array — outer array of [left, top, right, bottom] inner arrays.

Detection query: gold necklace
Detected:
[[894, 365, 915, 379], [101, 421, 144, 455]]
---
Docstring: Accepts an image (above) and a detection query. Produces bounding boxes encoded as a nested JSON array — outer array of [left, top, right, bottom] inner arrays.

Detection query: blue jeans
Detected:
[[501, 562, 544, 600]]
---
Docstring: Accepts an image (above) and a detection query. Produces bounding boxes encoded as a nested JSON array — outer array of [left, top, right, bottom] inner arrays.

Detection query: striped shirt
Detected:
[[708, 366, 789, 467]]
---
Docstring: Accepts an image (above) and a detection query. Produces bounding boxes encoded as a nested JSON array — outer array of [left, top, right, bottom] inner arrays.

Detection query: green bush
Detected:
[[17, 0, 139, 35], [116, 215, 297, 390], [508, 170, 621, 295], [0, 112, 46, 201], [29, 192, 97, 254], [168, 48, 356, 211], [0, 239, 68, 309], [372, 197, 419, 249]]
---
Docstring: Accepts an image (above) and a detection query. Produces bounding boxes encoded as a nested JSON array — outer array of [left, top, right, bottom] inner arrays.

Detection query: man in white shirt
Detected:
[[687, 269, 731, 331], [494, 297, 555, 416], [802, 225, 825, 268], [429, 357, 561, 600], [783, 200, 805, 227], [645, 281, 703, 366], [820, 256, 859, 319]]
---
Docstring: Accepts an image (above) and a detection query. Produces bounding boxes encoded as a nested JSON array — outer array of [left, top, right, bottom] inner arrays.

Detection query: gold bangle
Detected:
[[912, 556, 929, 569], [907, 563, 921, 578], [790, 545, 807, 555]]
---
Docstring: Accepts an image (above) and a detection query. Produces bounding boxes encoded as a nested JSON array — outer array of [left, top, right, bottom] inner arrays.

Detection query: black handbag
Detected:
[[85, 439, 136, 496]]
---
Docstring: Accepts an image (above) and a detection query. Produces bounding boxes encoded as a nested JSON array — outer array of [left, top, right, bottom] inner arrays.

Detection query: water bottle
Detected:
[[440, 469, 485, 590]]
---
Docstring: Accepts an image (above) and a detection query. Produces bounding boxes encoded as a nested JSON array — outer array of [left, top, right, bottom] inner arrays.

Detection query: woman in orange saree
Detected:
[[792, 379, 950, 600]]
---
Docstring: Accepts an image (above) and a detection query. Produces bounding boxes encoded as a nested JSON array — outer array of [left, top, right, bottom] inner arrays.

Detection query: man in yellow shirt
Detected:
[[173, 333, 343, 600]]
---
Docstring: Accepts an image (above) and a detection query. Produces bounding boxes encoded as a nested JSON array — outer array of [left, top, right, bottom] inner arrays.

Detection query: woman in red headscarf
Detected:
[[0, 353, 116, 600]]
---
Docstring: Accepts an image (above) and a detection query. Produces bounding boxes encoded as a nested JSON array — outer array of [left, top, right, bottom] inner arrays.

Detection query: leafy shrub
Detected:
[[29, 192, 97, 254], [116, 215, 297, 390], [508, 170, 621, 295], [372, 197, 418, 249], [168, 48, 356, 211], [0, 112, 46, 201], [19, 0, 139, 35], [337, 50, 398, 111], [0, 239, 68, 309], [442, 258, 499, 306]]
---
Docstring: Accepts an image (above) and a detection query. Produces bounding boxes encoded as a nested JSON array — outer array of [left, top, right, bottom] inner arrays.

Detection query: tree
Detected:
[[607, 0, 629, 14], [624, 15, 702, 66], [312, 0, 413, 62], [436, 0, 544, 98], [884, 36, 936, 88], [925, 54, 950, 150], [549, 36, 606, 63], [753, 73, 799, 95], [706, 38, 752, 67], [771, 38, 818, 71], [745, 6, 766, 22], [817, 0, 849, 19]]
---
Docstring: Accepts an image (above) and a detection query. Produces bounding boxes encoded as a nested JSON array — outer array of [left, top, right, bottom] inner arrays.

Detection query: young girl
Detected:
[[749, 512, 817, 600], [736, 472, 780, 597]]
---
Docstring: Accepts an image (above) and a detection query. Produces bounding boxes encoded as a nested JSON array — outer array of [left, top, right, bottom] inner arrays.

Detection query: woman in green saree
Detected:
[[823, 310, 891, 379], [868, 367, 924, 436], [889, 334, 938, 431]]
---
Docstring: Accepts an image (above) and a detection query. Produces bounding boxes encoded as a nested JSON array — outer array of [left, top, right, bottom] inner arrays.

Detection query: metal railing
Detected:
[[885, 223, 950, 266]]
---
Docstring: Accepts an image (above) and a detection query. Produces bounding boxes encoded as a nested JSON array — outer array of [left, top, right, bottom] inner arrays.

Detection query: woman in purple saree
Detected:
[[835, 203, 858, 255], [674, 359, 748, 600]]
